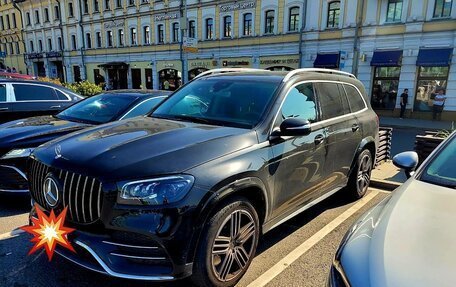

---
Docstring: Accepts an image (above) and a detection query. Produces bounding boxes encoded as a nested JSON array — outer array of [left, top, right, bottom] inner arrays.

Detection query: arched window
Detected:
[[289, 6, 300, 32], [327, 1, 340, 28], [243, 13, 252, 36], [223, 16, 232, 37], [265, 10, 274, 33]]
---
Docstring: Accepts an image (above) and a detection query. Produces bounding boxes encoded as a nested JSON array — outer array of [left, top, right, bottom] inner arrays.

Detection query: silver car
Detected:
[[329, 131, 456, 287]]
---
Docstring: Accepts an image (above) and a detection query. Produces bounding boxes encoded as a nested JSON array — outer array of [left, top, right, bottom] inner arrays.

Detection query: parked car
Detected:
[[28, 68, 378, 287], [328, 132, 456, 287], [0, 90, 170, 193], [0, 79, 83, 124]]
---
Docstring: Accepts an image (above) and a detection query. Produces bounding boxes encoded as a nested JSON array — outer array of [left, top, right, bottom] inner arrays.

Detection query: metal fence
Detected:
[[376, 127, 393, 166]]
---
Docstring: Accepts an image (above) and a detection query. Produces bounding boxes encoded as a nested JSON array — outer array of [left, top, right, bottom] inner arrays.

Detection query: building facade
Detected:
[[16, 0, 456, 120], [0, 0, 26, 74]]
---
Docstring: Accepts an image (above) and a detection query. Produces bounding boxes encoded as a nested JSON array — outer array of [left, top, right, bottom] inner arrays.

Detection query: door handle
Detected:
[[50, 105, 62, 109], [352, 124, 360, 132], [314, 134, 325, 145], [0, 107, 8, 111]]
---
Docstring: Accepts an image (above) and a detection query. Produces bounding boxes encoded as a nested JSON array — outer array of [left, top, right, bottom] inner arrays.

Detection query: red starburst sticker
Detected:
[[21, 204, 76, 261]]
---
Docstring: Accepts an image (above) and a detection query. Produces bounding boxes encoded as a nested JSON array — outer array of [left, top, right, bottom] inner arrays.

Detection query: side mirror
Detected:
[[279, 118, 311, 136], [393, 151, 419, 179]]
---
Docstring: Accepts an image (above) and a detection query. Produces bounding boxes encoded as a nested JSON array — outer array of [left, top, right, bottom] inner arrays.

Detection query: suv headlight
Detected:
[[117, 175, 194, 205], [1, 148, 34, 159]]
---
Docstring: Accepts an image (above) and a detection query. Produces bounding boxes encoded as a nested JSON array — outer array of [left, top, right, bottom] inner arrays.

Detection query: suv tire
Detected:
[[192, 197, 260, 287], [347, 149, 373, 199]]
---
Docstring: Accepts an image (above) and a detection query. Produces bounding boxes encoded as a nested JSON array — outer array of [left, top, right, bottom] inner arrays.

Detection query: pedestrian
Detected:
[[399, 89, 408, 119], [432, 89, 446, 121], [163, 78, 170, 90], [6, 66, 11, 72], [11, 67, 16, 73]]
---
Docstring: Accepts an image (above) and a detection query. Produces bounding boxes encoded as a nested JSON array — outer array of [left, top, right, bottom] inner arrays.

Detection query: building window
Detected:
[[433, 0, 453, 18], [71, 35, 77, 50], [94, 0, 100, 12], [86, 33, 92, 49], [386, 0, 403, 22], [0, 16, 3, 30], [48, 38, 52, 51], [107, 31, 113, 47], [188, 20, 196, 38], [12, 13, 16, 28], [157, 24, 164, 43], [289, 6, 300, 32], [144, 26, 150, 44], [35, 10, 40, 24], [223, 15, 232, 38], [54, 6, 60, 20], [117, 29, 125, 47], [38, 40, 43, 52], [130, 27, 137, 45], [414, 67, 449, 112], [172, 22, 179, 42], [206, 18, 213, 39], [265, 10, 274, 34], [105, 0, 111, 10], [116, 0, 122, 8], [26, 12, 31, 25], [29, 41, 34, 52], [96, 32, 102, 47], [44, 8, 50, 22], [5, 14, 9, 29], [243, 13, 252, 36], [371, 67, 401, 110], [327, 1, 340, 28], [9, 43, 13, 55], [68, 2, 74, 17], [58, 37, 63, 50], [129, 0, 135, 6], [15, 42, 20, 54], [83, 0, 89, 14]]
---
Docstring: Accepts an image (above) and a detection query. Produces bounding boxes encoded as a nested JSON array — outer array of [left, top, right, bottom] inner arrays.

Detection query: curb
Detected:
[[370, 178, 401, 191]]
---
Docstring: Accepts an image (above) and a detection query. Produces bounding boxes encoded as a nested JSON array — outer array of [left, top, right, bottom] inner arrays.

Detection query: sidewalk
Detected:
[[379, 116, 454, 130], [370, 160, 405, 191]]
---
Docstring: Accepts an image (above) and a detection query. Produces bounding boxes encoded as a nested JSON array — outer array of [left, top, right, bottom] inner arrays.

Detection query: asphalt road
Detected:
[[0, 188, 390, 287]]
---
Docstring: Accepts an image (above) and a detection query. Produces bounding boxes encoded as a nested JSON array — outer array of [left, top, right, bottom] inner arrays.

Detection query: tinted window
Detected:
[[153, 78, 280, 129], [122, 97, 166, 119], [281, 83, 317, 122], [316, 82, 349, 120], [0, 84, 6, 102], [13, 84, 58, 101], [344, 84, 366, 112], [55, 89, 70, 101], [57, 94, 136, 124], [421, 135, 456, 188]]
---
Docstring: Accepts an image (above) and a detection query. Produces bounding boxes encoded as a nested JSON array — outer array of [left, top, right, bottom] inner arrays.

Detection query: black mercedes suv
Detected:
[[27, 68, 378, 287]]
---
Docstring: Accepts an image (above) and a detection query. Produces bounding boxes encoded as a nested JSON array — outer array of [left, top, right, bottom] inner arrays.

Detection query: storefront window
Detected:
[[414, 66, 449, 112], [188, 68, 209, 81], [371, 66, 401, 110], [159, 69, 181, 91]]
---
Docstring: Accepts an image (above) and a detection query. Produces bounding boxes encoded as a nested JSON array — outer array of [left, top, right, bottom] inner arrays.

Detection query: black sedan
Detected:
[[0, 90, 170, 193], [0, 79, 83, 123]]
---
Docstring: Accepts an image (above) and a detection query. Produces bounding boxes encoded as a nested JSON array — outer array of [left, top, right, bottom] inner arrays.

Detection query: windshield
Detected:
[[420, 134, 456, 189], [57, 94, 136, 124], [152, 77, 280, 128]]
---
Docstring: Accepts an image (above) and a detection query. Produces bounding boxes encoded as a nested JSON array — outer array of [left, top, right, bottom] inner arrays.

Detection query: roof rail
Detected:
[[194, 68, 267, 79], [283, 68, 356, 82]]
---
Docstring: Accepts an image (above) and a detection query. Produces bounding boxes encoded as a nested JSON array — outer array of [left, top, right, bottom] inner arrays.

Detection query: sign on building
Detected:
[[183, 37, 198, 53], [0, 51, 6, 58]]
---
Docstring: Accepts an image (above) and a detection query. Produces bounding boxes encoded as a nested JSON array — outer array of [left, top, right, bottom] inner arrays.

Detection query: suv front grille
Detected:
[[29, 159, 103, 224]]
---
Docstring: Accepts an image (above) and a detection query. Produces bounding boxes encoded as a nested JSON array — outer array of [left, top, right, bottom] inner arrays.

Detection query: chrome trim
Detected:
[[97, 183, 102, 218], [75, 174, 82, 222], [0, 188, 29, 193], [0, 165, 28, 180], [194, 68, 268, 79], [109, 253, 166, 260], [81, 177, 88, 222], [73, 240, 175, 281], [68, 173, 75, 220], [283, 68, 356, 82], [102, 240, 158, 249], [89, 178, 95, 221]]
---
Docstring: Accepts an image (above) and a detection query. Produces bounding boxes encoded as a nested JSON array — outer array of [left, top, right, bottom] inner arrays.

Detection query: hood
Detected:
[[341, 179, 456, 287], [32, 117, 257, 181], [0, 116, 91, 151]]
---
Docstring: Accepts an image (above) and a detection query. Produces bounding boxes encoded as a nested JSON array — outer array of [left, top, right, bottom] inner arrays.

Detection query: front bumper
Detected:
[[0, 159, 29, 193]]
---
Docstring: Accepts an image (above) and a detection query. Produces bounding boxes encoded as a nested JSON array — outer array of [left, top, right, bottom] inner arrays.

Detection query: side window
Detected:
[[122, 97, 166, 119], [344, 84, 366, 112], [13, 84, 58, 101], [281, 83, 318, 123], [316, 82, 349, 120], [0, 84, 6, 102], [55, 89, 70, 101]]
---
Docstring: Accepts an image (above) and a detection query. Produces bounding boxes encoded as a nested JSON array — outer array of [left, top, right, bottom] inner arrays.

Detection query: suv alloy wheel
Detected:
[[347, 149, 373, 199]]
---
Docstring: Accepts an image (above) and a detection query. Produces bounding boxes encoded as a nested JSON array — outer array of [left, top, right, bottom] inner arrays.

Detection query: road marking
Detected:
[[0, 228, 25, 241], [246, 190, 380, 287]]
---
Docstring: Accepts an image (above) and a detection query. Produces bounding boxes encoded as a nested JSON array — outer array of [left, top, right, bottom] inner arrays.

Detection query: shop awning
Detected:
[[371, 50, 403, 66], [313, 53, 340, 68], [416, 48, 453, 67], [98, 62, 129, 69]]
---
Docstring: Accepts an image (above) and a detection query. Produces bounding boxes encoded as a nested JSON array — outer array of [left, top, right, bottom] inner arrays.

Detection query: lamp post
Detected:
[[179, 0, 187, 85]]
